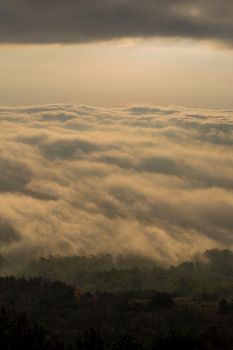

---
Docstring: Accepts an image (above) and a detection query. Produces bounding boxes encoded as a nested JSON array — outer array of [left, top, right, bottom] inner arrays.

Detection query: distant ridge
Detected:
[[8, 249, 231, 297]]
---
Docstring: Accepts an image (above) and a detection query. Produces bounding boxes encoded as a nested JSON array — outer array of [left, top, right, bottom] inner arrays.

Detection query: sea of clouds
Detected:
[[0, 104, 232, 267]]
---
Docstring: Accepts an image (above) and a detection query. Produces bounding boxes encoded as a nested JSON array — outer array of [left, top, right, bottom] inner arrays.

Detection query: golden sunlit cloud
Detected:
[[0, 104, 232, 268]]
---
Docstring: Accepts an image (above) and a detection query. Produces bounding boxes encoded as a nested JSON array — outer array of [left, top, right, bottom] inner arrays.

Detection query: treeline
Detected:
[[0, 277, 233, 349], [19, 249, 233, 297], [1, 307, 232, 350]]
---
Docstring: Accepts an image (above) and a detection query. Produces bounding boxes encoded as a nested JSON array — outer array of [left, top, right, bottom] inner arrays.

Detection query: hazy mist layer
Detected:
[[0, 105, 232, 266], [1, 43, 233, 109]]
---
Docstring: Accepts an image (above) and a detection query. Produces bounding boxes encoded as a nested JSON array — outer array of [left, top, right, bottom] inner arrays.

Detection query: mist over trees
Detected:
[[13, 249, 233, 297]]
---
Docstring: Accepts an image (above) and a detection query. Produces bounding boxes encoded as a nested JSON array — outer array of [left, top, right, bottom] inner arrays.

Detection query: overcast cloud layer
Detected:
[[0, 104, 232, 267], [0, 0, 233, 45]]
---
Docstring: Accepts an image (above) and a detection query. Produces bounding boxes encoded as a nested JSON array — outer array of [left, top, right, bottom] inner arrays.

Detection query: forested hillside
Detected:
[[0, 275, 233, 349], [0, 249, 233, 348], [17, 249, 233, 297]]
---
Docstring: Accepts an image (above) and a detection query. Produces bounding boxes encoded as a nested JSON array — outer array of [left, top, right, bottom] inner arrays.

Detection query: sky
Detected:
[[0, 1, 232, 267], [0, 0, 233, 108]]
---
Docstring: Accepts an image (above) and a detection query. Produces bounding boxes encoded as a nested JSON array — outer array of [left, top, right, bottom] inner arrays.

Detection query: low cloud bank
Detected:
[[0, 104, 232, 266]]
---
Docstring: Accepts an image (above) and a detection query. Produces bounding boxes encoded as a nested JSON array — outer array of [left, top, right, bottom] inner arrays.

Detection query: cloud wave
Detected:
[[0, 104, 232, 266]]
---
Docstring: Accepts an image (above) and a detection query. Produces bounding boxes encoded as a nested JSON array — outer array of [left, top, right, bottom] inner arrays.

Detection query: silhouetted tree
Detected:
[[75, 328, 104, 350], [218, 298, 231, 314]]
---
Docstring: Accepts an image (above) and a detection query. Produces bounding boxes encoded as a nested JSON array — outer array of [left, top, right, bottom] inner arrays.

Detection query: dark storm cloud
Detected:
[[0, 0, 232, 44]]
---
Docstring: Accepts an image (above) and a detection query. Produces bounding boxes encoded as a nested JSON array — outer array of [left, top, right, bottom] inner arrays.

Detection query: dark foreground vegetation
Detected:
[[0, 249, 233, 349]]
